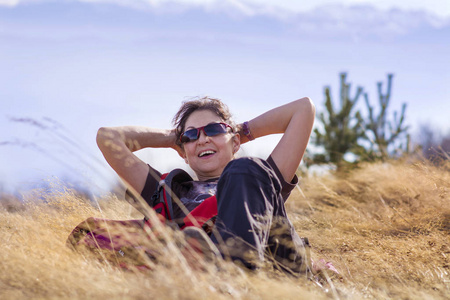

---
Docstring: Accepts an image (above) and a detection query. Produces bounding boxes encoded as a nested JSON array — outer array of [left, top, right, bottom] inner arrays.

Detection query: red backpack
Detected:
[[143, 168, 218, 232]]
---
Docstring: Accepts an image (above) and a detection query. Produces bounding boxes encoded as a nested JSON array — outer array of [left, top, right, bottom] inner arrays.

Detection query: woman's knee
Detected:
[[220, 157, 281, 193]]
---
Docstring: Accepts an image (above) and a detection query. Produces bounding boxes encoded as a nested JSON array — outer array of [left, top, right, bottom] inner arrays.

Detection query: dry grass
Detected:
[[1, 160, 449, 299]]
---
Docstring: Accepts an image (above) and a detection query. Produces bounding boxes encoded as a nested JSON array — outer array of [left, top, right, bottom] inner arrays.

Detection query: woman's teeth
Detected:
[[199, 150, 215, 157]]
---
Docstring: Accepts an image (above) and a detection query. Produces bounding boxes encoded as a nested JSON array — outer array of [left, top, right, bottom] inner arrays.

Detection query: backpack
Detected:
[[128, 168, 218, 232]]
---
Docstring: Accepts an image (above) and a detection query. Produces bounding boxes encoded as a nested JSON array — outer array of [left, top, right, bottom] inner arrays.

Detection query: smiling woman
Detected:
[[90, 95, 318, 274]]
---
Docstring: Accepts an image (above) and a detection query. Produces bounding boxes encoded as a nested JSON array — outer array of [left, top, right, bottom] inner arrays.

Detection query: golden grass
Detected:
[[1, 161, 449, 299]]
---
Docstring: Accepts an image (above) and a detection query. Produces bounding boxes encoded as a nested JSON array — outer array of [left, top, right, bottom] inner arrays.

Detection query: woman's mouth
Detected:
[[198, 150, 216, 158]]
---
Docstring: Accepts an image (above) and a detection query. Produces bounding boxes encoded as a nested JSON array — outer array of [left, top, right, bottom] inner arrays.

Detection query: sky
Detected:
[[1, 0, 449, 194]]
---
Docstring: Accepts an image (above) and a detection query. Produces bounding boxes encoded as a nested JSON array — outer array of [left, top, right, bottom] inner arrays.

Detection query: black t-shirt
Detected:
[[140, 156, 298, 220]]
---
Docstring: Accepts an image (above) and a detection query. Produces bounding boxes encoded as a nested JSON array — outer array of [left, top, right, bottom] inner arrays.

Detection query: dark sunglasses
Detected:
[[180, 122, 232, 143]]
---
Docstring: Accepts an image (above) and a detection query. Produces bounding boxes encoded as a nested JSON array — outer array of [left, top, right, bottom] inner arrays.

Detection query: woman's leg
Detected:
[[211, 157, 277, 269], [211, 157, 309, 274]]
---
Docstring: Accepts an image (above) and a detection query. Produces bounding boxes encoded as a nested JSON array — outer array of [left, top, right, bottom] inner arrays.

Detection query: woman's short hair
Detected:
[[173, 96, 236, 147]]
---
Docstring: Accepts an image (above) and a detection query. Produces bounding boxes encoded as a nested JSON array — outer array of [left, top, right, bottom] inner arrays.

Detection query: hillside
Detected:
[[1, 161, 449, 299]]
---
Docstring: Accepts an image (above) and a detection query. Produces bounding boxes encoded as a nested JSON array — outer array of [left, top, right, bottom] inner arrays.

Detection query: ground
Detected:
[[0, 160, 449, 299]]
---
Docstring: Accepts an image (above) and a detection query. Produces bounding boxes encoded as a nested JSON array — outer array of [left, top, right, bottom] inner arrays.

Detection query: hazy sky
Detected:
[[2, 0, 449, 16], [1, 0, 449, 194]]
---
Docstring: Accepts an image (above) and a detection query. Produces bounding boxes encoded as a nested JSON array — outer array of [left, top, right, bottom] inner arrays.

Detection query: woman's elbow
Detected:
[[296, 97, 316, 117], [96, 127, 115, 149]]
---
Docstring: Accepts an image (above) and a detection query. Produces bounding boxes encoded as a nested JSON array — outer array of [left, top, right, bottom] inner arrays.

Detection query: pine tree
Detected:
[[361, 74, 409, 160], [313, 73, 365, 168]]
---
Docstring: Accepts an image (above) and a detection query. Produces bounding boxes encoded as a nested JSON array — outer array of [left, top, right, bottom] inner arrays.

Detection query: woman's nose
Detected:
[[197, 129, 210, 143]]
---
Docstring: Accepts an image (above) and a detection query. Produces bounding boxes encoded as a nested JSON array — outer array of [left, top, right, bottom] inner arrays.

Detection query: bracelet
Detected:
[[242, 121, 255, 141]]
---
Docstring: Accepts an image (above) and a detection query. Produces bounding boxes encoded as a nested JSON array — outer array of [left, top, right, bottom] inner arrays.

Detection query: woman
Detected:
[[95, 96, 315, 275]]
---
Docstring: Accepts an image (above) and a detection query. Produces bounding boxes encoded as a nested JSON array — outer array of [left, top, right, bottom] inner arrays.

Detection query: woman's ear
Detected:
[[179, 149, 189, 164], [182, 151, 189, 164], [175, 144, 186, 159], [233, 133, 241, 154]]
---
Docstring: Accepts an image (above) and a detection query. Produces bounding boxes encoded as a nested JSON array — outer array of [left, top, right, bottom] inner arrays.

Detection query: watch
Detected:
[[243, 121, 255, 141]]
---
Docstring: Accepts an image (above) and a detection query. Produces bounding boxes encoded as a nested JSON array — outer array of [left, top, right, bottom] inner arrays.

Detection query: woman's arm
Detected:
[[239, 97, 315, 182], [96, 126, 181, 194]]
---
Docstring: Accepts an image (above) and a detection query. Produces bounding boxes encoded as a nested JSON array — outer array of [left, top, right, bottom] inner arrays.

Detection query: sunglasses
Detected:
[[180, 122, 232, 143]]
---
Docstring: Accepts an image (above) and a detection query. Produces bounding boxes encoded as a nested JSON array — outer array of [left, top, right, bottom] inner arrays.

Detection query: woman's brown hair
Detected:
[[173, 96, 236, 147]]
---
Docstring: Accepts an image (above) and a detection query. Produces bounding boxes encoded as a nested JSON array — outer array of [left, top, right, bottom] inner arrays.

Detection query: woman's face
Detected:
[[181, 109, 240, 181]]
